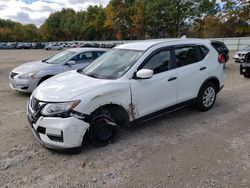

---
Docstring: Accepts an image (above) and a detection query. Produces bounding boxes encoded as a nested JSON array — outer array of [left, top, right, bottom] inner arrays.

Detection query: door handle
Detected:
[[168, 77, 177, 81], [200, 67, 207, 71]]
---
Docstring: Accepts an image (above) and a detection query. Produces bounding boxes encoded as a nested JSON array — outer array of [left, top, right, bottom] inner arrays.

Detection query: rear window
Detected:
[[211, 42, 228, 53], [198, 45, 209, 59]]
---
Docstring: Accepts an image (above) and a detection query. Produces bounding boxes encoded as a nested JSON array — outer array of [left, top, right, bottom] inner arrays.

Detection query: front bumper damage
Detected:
[[27, 99, 90, 149]]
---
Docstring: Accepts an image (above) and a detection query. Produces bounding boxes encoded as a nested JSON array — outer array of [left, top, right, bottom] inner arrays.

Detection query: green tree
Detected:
[[131, 0, 146, 39], [60, 8, 77, 40], [83, 5, 105, 40], [41, 10, 64, 41]]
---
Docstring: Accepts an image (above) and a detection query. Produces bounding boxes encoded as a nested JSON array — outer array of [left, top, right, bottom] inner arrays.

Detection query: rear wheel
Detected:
[[196, 82, 217, 111], [89, 108, 116, 147]]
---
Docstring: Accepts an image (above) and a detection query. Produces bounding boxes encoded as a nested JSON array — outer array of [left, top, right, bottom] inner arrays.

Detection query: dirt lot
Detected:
[[0, 49, 250, 187]]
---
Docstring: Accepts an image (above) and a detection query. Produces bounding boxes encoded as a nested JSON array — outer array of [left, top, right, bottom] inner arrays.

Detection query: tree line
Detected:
[[0, 0, 249, 42]]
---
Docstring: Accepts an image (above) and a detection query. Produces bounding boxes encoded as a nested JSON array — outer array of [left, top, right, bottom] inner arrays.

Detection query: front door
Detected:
[[129, 48, 178, 118]]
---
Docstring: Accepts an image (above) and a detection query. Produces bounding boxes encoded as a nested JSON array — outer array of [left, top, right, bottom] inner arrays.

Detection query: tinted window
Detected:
[[174, 46, 199, 67], [142, 50, 171, 74], [198, 45, 209, 59], [94, 51, 105, 59], [72, 52, 94, 63], [211, 42, 227, 53]]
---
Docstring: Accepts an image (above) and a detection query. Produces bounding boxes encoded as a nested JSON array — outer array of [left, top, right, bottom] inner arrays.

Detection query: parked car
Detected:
[[211, 40, 229, 68], [45, 43, 64, 50], [0, 43, 14, 49], [79, 43, 101, 48], [9, 48, 107, 93], [27, 39, 224, 149], [234, 45, 250, 63], [32, 42, 45, 49], [16, 43, 32, 49], [240, 52, 250, 78]]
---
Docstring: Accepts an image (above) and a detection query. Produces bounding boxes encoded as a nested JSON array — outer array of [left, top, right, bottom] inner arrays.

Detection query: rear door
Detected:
[[174, 45, 209, 103]]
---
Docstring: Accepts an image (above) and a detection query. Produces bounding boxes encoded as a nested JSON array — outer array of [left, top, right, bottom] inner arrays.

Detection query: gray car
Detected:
[[233, 45, 250, 63], [9, 48, 107, 93]]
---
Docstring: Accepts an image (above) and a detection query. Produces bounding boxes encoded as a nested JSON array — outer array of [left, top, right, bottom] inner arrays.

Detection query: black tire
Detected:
[[88, 108, 116, 147], [243, 74, 250, 78], [196, 82, 217, 111]]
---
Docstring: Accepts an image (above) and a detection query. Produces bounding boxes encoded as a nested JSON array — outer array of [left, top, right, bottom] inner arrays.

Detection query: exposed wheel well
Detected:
[[38, 75, 54, 85], [89, 104, 130, 128]]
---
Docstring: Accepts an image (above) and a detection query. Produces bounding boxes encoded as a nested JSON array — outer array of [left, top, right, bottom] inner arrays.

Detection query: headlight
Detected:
[[41, 100, 80, 117], [19, 71, 38, 79]]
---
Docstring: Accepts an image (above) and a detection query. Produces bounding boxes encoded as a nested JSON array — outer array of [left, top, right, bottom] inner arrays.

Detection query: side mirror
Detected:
[[66, 60, 76, 66], [136, 69, 153, 79]]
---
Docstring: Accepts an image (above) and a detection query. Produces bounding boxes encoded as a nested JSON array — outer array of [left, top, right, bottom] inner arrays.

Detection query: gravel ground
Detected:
[[0, 50, 250, 188]]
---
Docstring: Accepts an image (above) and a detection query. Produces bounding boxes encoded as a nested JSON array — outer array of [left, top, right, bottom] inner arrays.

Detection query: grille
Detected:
[[10, 72, 18, 79], [29, 97, 46, 123]]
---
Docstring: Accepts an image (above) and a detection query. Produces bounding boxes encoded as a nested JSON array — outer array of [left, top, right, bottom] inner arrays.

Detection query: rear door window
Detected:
[[198, 45, 209, 60], [174, 46, 200, 67]]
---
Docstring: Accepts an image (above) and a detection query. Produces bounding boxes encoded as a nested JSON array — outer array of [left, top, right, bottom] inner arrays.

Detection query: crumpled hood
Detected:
[[12, 60, 55, 74], [33, 70, 114, 102]]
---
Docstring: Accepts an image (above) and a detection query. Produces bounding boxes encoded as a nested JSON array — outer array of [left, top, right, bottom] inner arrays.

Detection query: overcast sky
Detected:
[[0, 0, 222, 27], [0, 0, 110, 26]]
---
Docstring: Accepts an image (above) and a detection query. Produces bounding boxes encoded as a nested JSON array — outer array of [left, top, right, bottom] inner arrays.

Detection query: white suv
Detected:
[[27, 39, 224, 149]]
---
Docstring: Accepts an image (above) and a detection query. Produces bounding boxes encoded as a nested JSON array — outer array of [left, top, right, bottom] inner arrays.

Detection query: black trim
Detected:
[[130, 98, 196, 126], [200, 67, 207, 71], [200, 76, 221, 93], [47, 131, 64, 142], [168, 77, 177, 81]]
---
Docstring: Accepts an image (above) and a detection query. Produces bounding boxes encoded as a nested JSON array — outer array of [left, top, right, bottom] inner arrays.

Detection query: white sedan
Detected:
[[45, 44, 64, 50]]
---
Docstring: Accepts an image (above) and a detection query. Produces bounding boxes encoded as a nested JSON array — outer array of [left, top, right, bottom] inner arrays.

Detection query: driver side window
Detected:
[[142, 50, 171, 74]]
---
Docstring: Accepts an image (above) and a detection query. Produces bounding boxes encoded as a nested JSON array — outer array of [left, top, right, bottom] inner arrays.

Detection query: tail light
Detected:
[[218, 54, 225, 64]]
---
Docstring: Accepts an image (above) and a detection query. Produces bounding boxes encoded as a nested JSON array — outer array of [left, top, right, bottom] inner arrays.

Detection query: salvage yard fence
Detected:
[[210, 37, 250, 50], [73, 36, 250, 50]]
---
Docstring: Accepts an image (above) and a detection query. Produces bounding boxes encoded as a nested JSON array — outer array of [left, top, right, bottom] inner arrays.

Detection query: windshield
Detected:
[[83, 49, 144, 79], [45, 51, 76, 64], [243, 45, 250, 51]]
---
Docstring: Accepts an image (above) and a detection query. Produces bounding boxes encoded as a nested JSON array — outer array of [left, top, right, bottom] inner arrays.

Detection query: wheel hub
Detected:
[[202, 87, 215, 108]]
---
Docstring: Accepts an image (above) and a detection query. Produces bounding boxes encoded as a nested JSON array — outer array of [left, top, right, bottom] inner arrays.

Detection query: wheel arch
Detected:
[[37, 75, 54, 85], [199, 77, 220, 95], [87, 103, 130, 129]]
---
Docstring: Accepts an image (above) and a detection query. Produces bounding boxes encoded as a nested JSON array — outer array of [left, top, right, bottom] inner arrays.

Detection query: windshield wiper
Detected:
[[86, 73, 99, 78], [42, 59, 48, 63]]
